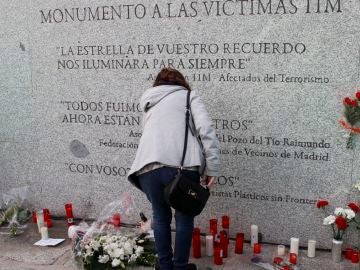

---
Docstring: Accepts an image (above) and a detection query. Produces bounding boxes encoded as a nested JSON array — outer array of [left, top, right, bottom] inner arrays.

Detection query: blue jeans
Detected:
[[138, 167, 200, 270]]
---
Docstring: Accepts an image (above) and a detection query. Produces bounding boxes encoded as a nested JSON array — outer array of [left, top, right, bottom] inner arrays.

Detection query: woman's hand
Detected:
[[204, 176, 216, 189]]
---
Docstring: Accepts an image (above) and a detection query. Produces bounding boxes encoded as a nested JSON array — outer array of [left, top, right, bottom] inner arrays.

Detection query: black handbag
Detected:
[[164, 90, 210, 217]]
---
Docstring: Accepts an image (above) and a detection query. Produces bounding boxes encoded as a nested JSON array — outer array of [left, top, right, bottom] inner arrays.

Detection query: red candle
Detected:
[[209, 218, 217, 236], [352, 252, 360, 264], [282, 266, 291, 270], [222, 215, 229, 230], [32, 211, 37, 223], [214, 246, 223, 265], [65, 203, 75, 226], [112, 213, 121, 227], [253, 243, 261, 254], [345, 248, 355, 260], [43, 209, 53, 228], [235, 233, 244, 254], [289, 253, 297, 265], [192, 228, 201, 258], [220, 230, 228, 258], [273, 257, 283, 265]]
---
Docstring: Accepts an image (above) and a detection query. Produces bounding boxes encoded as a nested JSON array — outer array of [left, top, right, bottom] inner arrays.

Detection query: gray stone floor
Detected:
[[0, 220, 358, 270]]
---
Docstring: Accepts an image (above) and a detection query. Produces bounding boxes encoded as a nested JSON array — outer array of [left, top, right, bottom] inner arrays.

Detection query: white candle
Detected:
[[251, 225, 258, 247], [40, 227, 48, 240], [36, 211, 44, 233], [277, 245, 286, 256], [307, 240, 316, 258], [205, 235, 214, 256], [290, 237, 299, 255]]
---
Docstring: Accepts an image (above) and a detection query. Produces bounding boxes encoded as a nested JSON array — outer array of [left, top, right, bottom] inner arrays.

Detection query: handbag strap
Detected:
[[179, 90, 191, 169]]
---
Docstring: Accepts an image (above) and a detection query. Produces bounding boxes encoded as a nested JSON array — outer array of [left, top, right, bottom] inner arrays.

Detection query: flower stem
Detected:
[[346, 132, 355, 149]]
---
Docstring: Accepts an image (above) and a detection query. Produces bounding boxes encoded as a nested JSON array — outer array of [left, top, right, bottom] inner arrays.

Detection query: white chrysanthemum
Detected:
[[334, 207, 345, 216], [344, 209, 356, 220], [323, 215, 336, 225], [98, 254, 110, 264], [113, 247, 124, 258], [355, 183, 360, 191], [112, 258, 121, 267], [90, 240, 101, 251], [123, 242, 133, 255], [135, 246, 144, 255]]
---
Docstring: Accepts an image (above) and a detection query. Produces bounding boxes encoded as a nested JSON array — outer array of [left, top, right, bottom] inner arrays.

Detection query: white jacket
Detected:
[[128, 85, 220, 190]]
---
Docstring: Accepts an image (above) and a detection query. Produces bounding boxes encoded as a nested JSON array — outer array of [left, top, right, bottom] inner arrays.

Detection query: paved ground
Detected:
[[0, 220, 358, 270]]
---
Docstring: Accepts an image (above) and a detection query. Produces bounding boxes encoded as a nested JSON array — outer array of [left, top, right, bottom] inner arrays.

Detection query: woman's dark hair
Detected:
[[153, 68, 191, 91]]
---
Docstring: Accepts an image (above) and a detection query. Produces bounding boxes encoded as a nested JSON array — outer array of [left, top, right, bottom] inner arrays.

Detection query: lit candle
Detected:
[[221, 215, 230, 235], [192, 228, 201, 258], [289, 253, 297, 265], [307, 240, 316, 258], [220, 230, 228, 258], [251, 225, 258, 247], [40, 226, 48, 240], [277, 245, 286, 256], [214, 246, 223, 265], [65, 203, 75, 226], [290, 237, 299, 255], [253, 243, 261, 254], [235, 233, 244, 254], [36, 211, 44, 232], [209, 218, 218, 236], [205, 235, 214, 256]]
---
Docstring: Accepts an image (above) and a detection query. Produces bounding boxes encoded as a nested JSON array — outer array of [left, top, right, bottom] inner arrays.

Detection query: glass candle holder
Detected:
[[220, 230, 228, 258], [273, 257, 283, 265], [352, 252, 360, 264], [32, 211, 37, 223], [235, 233, 244, 254], [214, 246, 223, 265], [209, 218, 218, 236], [65, 203, 75, 226], [112, 213, 121, 227], [192, 228, 201, 258], [43, 209, 53, 228], [254, 243, 261, 254], [345, 248, 355, 260], [221, 215, 229, 233], [289, 253, 297, 265]]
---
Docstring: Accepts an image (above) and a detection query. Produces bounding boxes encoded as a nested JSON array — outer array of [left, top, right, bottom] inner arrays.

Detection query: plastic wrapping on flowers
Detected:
[[0, 186, 31, 237], [71, 193, 156, 270]]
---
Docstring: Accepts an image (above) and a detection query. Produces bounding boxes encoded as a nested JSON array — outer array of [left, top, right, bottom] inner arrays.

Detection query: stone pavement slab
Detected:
[[0, 220, 358, 270]]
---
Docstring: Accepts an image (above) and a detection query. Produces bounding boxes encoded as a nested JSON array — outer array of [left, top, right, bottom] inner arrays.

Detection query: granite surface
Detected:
[[0, 0, 360, 249]]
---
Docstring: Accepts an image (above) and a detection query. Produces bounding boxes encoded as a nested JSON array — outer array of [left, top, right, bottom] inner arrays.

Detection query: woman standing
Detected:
[[128, 68, 220, 270]]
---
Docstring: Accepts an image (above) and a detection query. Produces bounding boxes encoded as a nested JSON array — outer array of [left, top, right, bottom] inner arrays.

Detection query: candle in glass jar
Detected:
[[209, 218, 217, 236], [214, 246, 223, 265], [290, 237, 299, 255], [345, 248, 355, 260], [277, 245, 286, 256], [352, 252, 360, 264], [112, 213, 121, 227], [253, 243, 261, 254], [205, 235, 214, 256], [36, 211, 44, 232], [273, 257, 283, 265], [40, 226, 48, 240], [65, 203, 75, 226], [221, 215, 229, 235], [251, 225, 258, 247], [307, 240, 316, 258], [219, 230, 228, 258], [43, 209, 53, 228], [235, 233, 244, 254], [32, 211, 37, 223], [289, 253, 297, 265], [192, 228, 201, 258]]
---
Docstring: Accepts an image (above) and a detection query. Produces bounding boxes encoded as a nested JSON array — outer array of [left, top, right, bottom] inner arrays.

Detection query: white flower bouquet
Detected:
[[72, 194, 156, 270]]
